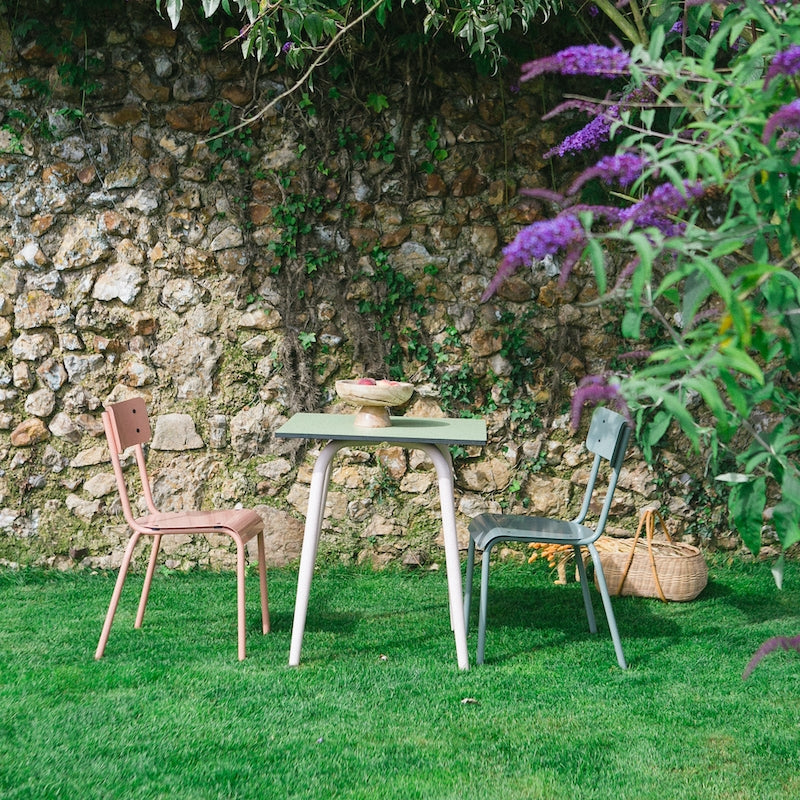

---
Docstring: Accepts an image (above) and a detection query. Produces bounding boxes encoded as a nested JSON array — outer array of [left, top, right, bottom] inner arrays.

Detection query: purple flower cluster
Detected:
[[764, 45, 800, 87], [520, 45, 631, 82], [544, 81, 657, 160], [542, 98, 604, 120], [544, 114, 614, 160], [763, 99, 800, 164], [570, 375, 630, 430], [621, 180, 705, 235], [501, 214, 585, 266], [481, 214, 585, 301], [569, 152, 648, 194]]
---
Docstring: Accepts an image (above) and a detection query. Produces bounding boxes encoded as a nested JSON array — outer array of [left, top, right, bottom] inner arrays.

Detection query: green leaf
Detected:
[[727, 477, 766, 555], [375, 0, 392, 27], [621, 309, 642, 339], [653, 391, 700, 449], [647, 24, 665, 60], [586, 239, 606, 294], [718, 369, 750, 417], [685, 376, 730, 435], [719, 345, 764, 383], [685, 34, 709, 57], [165, 0, 183, 28], [715, 473, 753, 484], [645, 410, 672, 446], [304, 13, 324, 45], [708, 239, 745, 259], [366, 93, 389, 114], [772, 487, 800, 551], [681, 269, 710, 326], [772, 554, 785, 590]]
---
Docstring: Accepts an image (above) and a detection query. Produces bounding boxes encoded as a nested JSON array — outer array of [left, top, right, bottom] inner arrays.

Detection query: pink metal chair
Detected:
[[95, 397, 269, 661]]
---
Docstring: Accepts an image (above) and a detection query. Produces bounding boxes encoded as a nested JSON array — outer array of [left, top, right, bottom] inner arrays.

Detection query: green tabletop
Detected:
[[275, 413, 486, 446]]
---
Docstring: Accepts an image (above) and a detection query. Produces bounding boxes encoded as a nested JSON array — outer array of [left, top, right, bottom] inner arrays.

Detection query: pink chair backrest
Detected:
[[106, 397, 152, 452], [103, 397, 159, 521]]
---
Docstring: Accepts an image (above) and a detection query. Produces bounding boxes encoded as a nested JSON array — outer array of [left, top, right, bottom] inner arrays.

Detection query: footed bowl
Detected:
[[335, 379, 415, 427]]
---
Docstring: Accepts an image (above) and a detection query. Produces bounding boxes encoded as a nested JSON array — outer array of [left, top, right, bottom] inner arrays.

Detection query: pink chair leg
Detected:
[[95, 533, 141, 659], [236, 538, 247, 660], [257, 532, 270, 634], [135, 534, 161, 629]]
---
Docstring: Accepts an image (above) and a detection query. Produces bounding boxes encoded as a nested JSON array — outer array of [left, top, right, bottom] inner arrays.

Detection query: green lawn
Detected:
[[1, 558, 799, 799]]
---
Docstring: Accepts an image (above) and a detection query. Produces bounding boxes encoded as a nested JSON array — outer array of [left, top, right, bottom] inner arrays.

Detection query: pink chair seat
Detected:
[[135, 508, 264, 537]]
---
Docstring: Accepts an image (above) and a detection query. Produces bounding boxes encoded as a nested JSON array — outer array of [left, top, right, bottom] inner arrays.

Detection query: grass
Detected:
[[1, 558, 799, 799]]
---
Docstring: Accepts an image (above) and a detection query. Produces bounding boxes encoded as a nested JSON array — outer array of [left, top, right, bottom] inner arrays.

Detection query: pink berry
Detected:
[[356, 378, 377, 385]]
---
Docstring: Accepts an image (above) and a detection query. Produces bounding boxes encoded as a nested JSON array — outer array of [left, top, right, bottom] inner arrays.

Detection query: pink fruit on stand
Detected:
[[356, 378, 377, 385]]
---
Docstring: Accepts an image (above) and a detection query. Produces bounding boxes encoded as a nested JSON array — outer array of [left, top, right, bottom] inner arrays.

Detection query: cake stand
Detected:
[[334, 379, 415, 427]]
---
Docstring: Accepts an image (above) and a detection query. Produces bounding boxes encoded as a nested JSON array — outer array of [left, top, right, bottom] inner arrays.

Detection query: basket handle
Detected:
[[616, 509, 672, 602]]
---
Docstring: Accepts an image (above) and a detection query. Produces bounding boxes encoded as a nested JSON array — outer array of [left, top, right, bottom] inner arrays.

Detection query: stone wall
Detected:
[[0, 1, 720, 572]]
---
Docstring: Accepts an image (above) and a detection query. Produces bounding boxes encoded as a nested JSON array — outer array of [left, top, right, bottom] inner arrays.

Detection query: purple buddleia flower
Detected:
[[282, 41, 293, 53], [481, 214, 585, 301], [743, 633, 800, 679], [763, 98, 800, 146], [544, 81, 657, 160], [777, 130, 800, 149], [520, 45, 630, 82], [621, 180, 705, 235], [542, 98, 605, 120], [670, 20, 684, 34], [764, 45, 800, 87], [518, 187, 567, 204], [569, 152, 648, 194], [545, 114, 614, 159], [776, 131, 800, 165], [501, 214, 585, 266], [570, 375, 631, 430]]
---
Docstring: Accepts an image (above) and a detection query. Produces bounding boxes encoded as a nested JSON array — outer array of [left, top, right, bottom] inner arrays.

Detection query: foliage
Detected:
[[207, 100, 254, 179], [421, 117, 449, 173], [3, 0, 109, 138], [156, 0, 561, 74], [484, 1, 800, 573]]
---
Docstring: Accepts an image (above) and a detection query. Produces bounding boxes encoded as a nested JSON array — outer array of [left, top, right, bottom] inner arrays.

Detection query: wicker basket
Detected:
[[597, 509, 708, 602]]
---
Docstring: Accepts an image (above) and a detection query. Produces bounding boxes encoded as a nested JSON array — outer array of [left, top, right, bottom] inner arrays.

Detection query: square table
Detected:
[[275, 412, 487, 670]]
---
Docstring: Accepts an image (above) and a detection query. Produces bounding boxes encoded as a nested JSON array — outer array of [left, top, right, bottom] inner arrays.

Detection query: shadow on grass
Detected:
[[469, 579, 678, 665]]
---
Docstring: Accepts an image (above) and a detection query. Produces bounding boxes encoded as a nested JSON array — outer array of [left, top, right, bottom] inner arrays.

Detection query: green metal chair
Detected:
[[464, 406, 631, 668]]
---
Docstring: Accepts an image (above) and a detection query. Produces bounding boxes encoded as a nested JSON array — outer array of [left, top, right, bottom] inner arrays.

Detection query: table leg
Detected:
[[416, 443, 469, 671], [289, 440, 346, 666]]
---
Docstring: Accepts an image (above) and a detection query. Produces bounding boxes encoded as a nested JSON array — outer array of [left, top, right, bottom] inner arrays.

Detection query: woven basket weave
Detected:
[[597, 509, 708, 602]]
